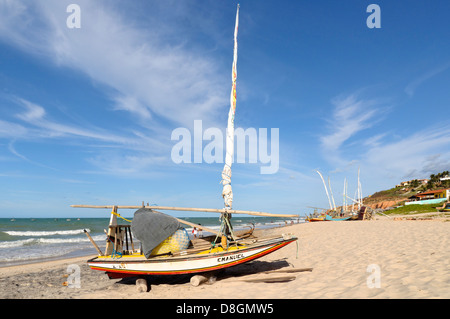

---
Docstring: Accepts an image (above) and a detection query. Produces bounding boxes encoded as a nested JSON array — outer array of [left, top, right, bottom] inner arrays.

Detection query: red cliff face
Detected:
[[366, 200, 403, 209]]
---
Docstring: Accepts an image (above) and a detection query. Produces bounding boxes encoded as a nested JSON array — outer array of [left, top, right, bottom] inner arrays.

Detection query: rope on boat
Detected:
[[209, 224, 222, 253], [112, 248, 122, 258], [208, 213, 239, 253], [111, 210, 132, 223], [109, 239, 122, 259], [104, 230, 122, 259]]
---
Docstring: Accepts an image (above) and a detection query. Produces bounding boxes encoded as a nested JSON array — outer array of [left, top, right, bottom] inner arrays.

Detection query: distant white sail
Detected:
[[357, 167, 362, 209], [316, 170, 333, 210], [328, 176, 337, 211], [221, 4, 239, 210]]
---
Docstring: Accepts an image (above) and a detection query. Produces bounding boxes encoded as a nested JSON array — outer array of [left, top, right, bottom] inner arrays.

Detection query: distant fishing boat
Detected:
[[305, 207, 326, 222], [306, 214, 351, 222], [72, 5, 298, 283], [439, 201, 450, 212], [312, 168, 366, 222], [306, 216, 326, 222], [324, 214, 352, 221], [306, 206, 352, 222]]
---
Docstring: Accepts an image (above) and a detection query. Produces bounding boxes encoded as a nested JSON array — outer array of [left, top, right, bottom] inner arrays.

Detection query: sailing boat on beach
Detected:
[[72, 5, 298, 280], [307, 171, 355, 222]]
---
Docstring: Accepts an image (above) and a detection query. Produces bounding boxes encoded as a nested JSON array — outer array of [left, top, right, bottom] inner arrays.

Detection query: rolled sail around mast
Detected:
[[221, 4, 239, 211]]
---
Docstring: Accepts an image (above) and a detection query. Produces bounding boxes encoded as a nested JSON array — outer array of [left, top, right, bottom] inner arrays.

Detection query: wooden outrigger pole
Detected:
[[154, 210, 222, 237], [71, 204, 299, 218], [73, 204, 299, 253]]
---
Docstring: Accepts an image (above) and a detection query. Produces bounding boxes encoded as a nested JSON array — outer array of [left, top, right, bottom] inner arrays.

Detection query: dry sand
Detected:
[[1, 219, 449, 299]]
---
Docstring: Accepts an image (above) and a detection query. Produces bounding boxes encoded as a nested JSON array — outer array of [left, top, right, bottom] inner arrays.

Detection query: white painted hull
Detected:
[[88, 236, 296, 278]]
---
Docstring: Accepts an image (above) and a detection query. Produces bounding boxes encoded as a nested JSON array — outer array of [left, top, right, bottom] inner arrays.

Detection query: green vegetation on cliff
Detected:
[[365, 170, 449, 212], [383, 203, 443, 215]]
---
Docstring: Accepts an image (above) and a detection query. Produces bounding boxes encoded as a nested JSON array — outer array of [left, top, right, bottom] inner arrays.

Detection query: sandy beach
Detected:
[[1, 218, 449, 299]]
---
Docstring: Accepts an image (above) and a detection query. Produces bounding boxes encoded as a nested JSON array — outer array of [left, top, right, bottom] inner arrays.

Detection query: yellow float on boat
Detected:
[[150, 228, 190, 256]]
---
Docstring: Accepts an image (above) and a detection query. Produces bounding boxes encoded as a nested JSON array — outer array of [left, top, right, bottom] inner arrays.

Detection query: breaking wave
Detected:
[[4, 229, 89, 237]]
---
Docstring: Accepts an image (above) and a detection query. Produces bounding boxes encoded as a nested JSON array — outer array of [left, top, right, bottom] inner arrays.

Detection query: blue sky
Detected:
[[0, 0, 449, 218]]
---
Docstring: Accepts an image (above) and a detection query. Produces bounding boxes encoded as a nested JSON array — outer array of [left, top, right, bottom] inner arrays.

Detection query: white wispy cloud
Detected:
[[7, 140, 58, 170], [13, 97, 139, 144], [0, 119, 28, 138], [317, 92, 450, 190], [319, 94, 382, 155], [405, 62, 450, 97], [0, 96, 173, 175], [0, 0, 234, 176], [363, 125, 450, 179], [0, 0, 228, 127]]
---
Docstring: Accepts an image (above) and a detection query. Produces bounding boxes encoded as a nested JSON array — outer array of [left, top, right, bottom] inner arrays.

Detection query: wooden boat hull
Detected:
[[324, 215, 352, 221], [306, 217, 325, 222], [88, 236, 297, 278]]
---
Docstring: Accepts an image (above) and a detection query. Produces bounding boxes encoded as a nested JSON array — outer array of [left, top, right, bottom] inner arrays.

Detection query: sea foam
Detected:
[[4, 229, 90, 237]]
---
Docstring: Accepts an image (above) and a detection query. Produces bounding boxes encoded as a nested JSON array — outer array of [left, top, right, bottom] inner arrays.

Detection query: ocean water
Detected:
[[0, 216, 304, 267], [0, 218, 109, 267]]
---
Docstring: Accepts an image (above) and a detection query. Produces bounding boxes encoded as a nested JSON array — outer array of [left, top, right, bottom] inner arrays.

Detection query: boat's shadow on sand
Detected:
[[116, 258, 292, 290]]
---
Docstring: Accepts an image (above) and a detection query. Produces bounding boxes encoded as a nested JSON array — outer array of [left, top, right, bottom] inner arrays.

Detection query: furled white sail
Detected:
[[221, 4, 240, 211]]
